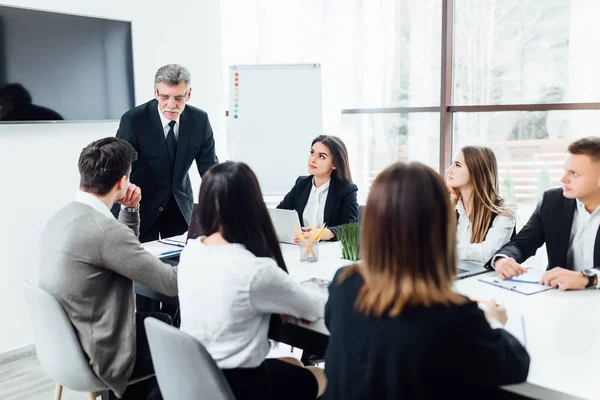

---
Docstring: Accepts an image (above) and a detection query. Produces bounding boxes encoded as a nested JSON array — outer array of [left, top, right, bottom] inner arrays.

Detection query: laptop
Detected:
[[268, 208, 301, 244], [457, 261, 489, 279]]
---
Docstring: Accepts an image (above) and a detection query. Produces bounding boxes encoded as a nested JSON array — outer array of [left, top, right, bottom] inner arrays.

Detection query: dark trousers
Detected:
[[109, 312, 172, 400], [137, 195, 187, 317], [139, 195, 189, 243]]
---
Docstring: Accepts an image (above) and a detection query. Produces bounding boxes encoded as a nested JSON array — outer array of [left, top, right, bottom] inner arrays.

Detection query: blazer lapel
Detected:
[[556, 197, 576, 269], [323, 178, 337, 225], [173, 110, 191, 180], [150, 102, 172, 173], [296, 179, 312, 225]]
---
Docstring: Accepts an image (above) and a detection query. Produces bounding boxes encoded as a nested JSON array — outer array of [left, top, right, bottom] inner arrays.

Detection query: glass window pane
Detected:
[[342, 113, 440, 204], [453, 0, 600, 105]]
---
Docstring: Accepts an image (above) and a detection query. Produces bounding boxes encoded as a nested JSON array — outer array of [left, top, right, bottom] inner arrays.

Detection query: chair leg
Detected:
[[54, 384, 63, 400]]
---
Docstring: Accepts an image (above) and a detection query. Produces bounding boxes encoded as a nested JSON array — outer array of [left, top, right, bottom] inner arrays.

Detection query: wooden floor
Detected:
[[0, 344, 304, 400], [0, 355, 89, 400]]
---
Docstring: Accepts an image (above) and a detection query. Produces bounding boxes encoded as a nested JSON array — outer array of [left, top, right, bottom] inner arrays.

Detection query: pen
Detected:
[[159, 249, 182, 256], [506, 278, 542, 285], [158, 240, 185, 248], [521, 315, 527, 347]]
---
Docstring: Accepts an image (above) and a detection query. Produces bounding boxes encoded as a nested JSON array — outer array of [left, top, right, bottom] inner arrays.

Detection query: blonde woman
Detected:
[[446, 146, 516, 263]]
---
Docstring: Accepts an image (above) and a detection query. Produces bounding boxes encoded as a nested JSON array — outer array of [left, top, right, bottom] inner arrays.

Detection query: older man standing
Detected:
[[116, 64, 218, 314], [117, 63, 218, 243]]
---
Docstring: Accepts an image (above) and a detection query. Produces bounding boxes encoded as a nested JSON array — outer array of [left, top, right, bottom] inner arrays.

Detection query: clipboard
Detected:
[[478, 269, 553, 295]]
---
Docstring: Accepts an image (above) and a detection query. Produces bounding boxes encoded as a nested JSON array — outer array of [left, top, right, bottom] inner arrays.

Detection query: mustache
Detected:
[[162, 108, 181, 113]]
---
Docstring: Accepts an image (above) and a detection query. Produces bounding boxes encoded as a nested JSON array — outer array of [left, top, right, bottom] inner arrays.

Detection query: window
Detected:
[[453, 0, 600, 105], [222, 0, 600, 208], [342, 112, 440, 203]]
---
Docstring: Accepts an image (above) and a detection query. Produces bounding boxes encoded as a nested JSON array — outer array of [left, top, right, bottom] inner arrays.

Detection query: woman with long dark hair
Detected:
[[178, 162, 327, 400], [278, 135, 358, 242]]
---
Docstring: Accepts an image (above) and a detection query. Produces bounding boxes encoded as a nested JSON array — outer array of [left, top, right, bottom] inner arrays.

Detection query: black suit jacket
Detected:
[[492, 187, 600, 273], [116, 99, 218, 236], [277, 175, 359, 240]]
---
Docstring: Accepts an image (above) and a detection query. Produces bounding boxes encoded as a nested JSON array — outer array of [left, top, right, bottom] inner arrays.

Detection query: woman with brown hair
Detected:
[[323, 162, 529, 399], [446, 145, 516, 262]]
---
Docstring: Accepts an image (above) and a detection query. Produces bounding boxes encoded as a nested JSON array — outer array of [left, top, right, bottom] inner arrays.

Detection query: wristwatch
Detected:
[[581, 269, 597, 288], [121, 205, 139, 212]]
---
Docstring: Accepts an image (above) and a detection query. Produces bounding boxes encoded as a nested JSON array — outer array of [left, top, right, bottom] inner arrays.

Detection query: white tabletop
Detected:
[[152, 236, 594, 399], [281, 241, 597, 400]]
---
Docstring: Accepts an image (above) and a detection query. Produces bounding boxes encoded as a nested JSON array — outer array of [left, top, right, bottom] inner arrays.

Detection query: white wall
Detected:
[[0, 0, 225, 354]]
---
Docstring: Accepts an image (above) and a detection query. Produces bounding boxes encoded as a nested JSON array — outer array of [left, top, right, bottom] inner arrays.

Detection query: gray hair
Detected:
[[154, 64, 191, 89]]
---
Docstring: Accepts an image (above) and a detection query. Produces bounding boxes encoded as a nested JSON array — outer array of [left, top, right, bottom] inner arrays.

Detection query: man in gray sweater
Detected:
[[39, 137, 178, 399]]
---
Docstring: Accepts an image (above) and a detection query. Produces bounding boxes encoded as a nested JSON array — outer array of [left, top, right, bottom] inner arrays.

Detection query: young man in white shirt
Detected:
[[491, 137, 600, 291]]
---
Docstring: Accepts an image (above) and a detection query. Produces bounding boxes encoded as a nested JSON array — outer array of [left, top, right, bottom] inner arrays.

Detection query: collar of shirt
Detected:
[[455, 199, 466, 215], [312, 178, 331, 195], [157, 103, 181, 138], [575, 198, 600, 217], [74, 191, 114, 219]]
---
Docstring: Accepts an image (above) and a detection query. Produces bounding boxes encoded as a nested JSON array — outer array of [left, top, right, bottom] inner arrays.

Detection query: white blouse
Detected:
[[456, 200, 517, 263], [177, 238, 326, 369], [303, 178, 330, 227]]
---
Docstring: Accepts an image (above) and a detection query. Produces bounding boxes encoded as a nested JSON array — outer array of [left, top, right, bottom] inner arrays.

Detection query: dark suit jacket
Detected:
[[492, 187, 600, 273], [116, 99, 218, 236], [277, 175, 359, 240]]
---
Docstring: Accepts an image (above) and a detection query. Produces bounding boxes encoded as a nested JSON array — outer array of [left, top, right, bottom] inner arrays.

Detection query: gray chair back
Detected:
[[21, 281, 108, 393], [144, 317, 236, 400]]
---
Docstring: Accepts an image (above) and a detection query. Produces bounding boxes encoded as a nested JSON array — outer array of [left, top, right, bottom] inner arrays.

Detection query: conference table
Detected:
[[140, 238, 598, 400]]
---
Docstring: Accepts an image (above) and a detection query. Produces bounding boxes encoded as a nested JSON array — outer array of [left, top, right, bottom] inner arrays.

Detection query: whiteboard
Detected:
[[227, 64, 323, 196]]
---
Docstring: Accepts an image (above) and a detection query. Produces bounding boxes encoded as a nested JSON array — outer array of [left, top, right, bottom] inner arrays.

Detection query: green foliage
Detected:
[[338, 223, 360, 261]]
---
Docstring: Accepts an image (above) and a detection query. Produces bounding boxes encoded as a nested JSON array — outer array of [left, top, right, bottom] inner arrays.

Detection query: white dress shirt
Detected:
[[303, 178, 330, 228], [566, 200, 600, 283], [74, 191, 114, 219], [456, 200, 517, 263], [157, 104, 180, 139], [178, 238, 326, 369]]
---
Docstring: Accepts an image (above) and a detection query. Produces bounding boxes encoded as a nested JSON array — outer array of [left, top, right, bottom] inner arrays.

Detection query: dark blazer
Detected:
[[323, 268, 530, 399], [116, 99, 218, 236], [491, 187, 600, 272], [277, 175, 359, 240]]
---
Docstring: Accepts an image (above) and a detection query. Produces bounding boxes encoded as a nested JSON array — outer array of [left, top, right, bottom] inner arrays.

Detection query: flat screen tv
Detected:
[[0, 5, 135, 123]]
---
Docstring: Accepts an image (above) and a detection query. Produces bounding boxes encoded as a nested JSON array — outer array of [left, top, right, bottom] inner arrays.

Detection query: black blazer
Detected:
[[323, 268, 530, 399], [277, 175, 359, 240], [491, 187, 600, 272], [116, 99, 218, 236]]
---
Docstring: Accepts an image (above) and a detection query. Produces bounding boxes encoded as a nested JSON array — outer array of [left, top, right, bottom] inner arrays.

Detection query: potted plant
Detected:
[[338, 222, 360, 261]]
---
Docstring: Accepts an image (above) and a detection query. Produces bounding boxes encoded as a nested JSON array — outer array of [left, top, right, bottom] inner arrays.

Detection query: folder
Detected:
[[478, 269, 553, 295]]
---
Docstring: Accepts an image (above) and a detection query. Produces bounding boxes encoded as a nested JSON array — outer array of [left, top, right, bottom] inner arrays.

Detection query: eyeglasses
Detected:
[[157, 90, 188, 103]]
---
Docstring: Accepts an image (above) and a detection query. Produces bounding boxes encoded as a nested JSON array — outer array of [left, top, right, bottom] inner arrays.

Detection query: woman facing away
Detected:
[[278, 135, 358, 242], [446, 145, 517, 263], [323, 162, 530, 399], [177, 161, 327, 400]]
